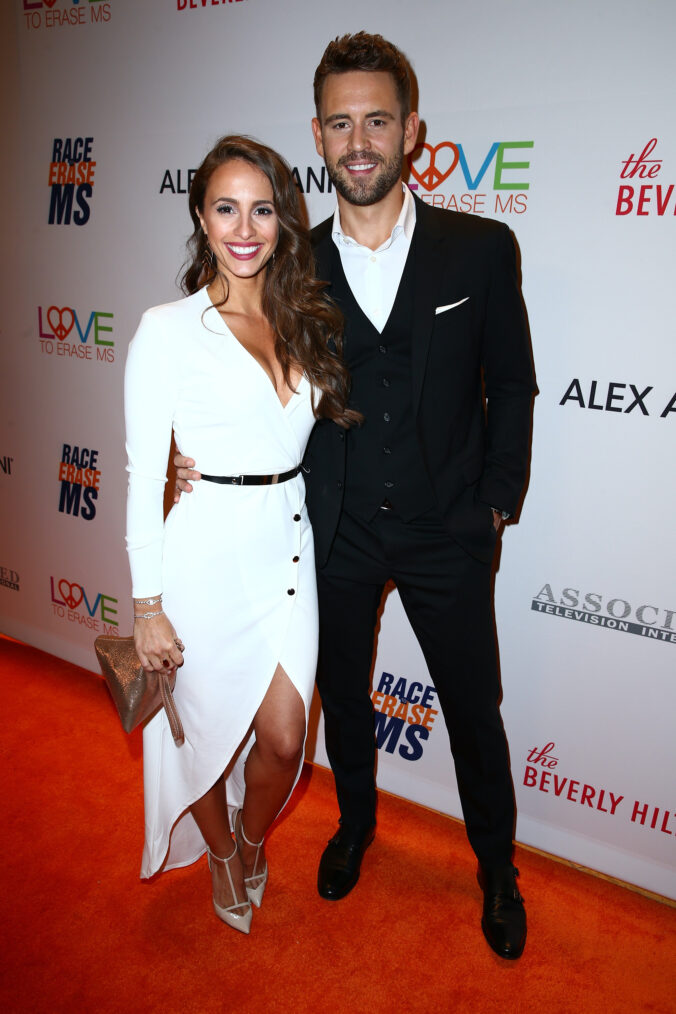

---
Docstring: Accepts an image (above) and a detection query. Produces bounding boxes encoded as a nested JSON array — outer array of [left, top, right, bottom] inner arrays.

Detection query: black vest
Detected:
[[332, 241, 436, 521]]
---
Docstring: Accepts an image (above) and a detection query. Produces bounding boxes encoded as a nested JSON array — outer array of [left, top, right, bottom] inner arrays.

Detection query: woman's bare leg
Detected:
[[238, 663, 305, 876], [190, 776, 248, 915]]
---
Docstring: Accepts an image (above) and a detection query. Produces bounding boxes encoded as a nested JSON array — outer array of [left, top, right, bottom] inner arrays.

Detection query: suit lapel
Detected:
[[312, 217, 334, 287], [314, 199, 451, 412], [410, 195, 447, 413]]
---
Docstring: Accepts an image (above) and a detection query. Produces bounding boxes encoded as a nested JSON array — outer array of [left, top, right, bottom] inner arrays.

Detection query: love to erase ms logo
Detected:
[[57, 443, 102, 521], [407, 139, 533, 215], [38, 304, 114, 362], [23, 0, 112, 30], [50, 576, 118, 632], [370, 672, 439, 762], [48, 137, 96, 226]]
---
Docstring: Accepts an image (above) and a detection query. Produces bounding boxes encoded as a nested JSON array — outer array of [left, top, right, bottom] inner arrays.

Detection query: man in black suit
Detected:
[[305, 33, 534, 960], [176, 32, 535, 959]]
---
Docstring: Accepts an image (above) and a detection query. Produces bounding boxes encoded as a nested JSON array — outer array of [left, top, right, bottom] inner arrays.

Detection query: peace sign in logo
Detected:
[[408, 142, 459, 192], [58, 580, 83, 610], [47, 306, 75, 341]]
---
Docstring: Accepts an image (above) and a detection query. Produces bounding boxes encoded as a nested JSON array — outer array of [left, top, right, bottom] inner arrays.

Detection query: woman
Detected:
[[125, 136, 358, 933]]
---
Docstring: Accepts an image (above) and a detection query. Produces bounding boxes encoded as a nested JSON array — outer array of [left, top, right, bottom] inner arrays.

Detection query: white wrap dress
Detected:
[[124, 287, 318, 878]]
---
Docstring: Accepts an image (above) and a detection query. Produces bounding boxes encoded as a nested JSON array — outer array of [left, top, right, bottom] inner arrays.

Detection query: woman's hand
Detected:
[[173, 452, 201, 503], [133, 610, 184, 673]]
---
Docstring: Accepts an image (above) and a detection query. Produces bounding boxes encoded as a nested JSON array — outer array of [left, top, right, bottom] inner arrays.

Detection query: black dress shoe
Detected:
[[317, 823, 376, 900], [478, 864, 527, 959]]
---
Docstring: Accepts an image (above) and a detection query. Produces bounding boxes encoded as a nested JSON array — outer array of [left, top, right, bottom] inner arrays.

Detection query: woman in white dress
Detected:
[[124, 136, 359, 933]]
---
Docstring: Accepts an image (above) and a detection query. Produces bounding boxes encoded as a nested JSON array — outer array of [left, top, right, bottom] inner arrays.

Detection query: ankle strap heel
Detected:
[[234, 807, 269, 908], [207, 840, 252, 934]]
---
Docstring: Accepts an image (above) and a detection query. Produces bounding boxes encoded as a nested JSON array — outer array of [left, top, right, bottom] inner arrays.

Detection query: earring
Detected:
[[202, 246, 216, 273]]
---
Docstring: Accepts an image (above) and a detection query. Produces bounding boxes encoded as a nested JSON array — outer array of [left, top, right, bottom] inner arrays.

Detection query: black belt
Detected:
[[201, 465, 301, 486]]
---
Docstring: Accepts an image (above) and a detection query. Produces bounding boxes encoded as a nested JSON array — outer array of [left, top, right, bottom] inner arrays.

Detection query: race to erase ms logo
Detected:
[[48, 137, 96, 226], [38, 304, 114, 363], [615, 139, 676, 216], [371, 671, 439, 762], [523, 741, 676, 838], [57, 442, 102, 522], [407, 139, 533, 215], [23, 0, 112, 30], [50, 576, 118, 632]]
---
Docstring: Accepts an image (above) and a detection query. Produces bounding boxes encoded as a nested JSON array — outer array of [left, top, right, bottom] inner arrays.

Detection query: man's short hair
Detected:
[[313, 32, 413, 122]]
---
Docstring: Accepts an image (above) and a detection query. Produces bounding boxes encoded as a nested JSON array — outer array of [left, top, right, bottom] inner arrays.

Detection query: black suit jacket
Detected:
[[303, 195, 536, 567]]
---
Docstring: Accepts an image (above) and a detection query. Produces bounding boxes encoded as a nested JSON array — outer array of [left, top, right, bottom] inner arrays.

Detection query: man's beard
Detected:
[[325, 141, 404, 207]]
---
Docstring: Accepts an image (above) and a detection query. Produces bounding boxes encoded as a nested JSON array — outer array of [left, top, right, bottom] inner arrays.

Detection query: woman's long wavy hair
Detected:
[[181, 135, 360, 428]]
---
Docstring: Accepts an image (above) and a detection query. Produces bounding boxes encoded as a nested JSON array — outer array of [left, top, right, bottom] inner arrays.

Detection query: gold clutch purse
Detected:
[[94, 635, 184, 744]]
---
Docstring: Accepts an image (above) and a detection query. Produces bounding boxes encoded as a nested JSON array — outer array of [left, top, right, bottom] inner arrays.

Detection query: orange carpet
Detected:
[[0, 636, 674, 1014]]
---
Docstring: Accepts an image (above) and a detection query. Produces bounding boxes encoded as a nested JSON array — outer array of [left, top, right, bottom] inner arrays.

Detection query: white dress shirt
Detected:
[[331, 184, 416, 334]]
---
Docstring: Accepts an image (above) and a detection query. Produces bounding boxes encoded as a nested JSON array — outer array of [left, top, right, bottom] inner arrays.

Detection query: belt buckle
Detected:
[[232, 475, 244, 486]]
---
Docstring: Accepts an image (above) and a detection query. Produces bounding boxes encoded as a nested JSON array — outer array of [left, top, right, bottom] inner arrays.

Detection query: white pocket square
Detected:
[[435, 297, 469, 315]]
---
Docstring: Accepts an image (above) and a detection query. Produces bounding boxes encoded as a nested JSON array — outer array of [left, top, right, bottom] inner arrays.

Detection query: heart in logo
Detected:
[[59, 580, 83, 610], [43, 0, 58, 8], [408, 142, 460, 192], [47, 306, 75, 341]]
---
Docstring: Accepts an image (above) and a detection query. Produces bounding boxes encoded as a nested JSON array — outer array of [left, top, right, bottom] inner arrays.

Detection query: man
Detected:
[[177, 33, 535, 959]]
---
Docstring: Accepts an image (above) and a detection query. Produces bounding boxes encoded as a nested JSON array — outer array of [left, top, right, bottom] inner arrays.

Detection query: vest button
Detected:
[[379, 345, 387, 354], [383, 412, 391, 422], [383, 446, 391, 454], [384, 481, 394, 488], [382, 378, 390, 388], [337, 480, 343, 489]]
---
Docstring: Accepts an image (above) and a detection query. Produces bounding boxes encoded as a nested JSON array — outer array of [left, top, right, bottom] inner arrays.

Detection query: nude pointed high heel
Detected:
[[207, 841, 252, 934], [234, 807, 268, 909]]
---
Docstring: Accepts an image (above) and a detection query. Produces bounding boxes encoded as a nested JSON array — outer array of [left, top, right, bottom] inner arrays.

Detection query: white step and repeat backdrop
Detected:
[[1, 1, 674, 899]]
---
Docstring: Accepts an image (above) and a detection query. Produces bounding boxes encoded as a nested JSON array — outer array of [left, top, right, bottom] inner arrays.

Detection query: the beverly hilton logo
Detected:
[[523, 741, 676, 836], [407, 139, 533, 215], [532, 584, 676, 645], [616, 139, 676, 217], [176, 0, 247, 11]]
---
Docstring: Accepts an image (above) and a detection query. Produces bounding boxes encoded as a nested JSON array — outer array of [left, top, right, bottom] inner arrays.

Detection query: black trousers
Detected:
[[316, 505, 516, 868]]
